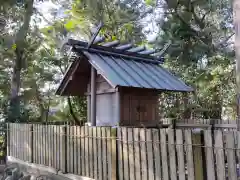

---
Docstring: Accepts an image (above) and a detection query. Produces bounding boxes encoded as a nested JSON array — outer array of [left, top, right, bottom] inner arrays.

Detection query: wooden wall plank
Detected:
[[214, 130, 225, 180], [160, 129, 169, 180], [122, 127, 129, 180], [168, 129, 177, 180], [152, 129, 161, 180], [140, 128, 147, 180], [128, 128, 135, 180], [225, 131, 237, 180], [184, 130, 195, 180], [204, 130, 215, 180], [133, 128, 141, 180], [176, 130, 185, 180], [146, 129, 154, 180]]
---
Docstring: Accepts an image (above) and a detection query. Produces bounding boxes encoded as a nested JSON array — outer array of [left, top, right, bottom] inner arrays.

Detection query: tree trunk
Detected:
[[8, 61, 21, 122], [8, 0, 34, 122], [67, 97, 82, 126], [233, 0, 240, 130]]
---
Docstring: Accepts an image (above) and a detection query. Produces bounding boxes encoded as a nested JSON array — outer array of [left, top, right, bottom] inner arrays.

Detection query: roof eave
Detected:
[[55, 59, 80, 96]]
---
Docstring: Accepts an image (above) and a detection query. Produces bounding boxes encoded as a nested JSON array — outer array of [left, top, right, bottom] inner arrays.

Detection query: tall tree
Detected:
[[1, 0, 34, 122], [152, 0, 234, 119], [233, 0, 240, 128]]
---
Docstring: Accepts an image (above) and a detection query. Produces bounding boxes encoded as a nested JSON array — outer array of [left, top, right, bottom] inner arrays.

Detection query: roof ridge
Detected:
[[68, 39, 165, 64]]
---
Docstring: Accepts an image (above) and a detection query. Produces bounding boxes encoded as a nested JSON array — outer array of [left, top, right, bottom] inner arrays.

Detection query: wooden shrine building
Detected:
[[56, 38, 193, 127]]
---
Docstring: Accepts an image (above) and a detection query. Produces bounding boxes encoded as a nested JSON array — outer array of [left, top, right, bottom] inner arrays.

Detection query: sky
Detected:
[[35, 1, 65, 27]]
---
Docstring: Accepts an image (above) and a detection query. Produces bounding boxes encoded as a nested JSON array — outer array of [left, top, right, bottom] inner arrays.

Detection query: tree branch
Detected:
[[67, 97, 82, 126], [215, 32, 235, 49]]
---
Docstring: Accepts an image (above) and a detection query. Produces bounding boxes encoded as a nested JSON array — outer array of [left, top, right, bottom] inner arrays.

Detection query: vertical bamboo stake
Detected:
[[192, 131, 204, 180], [30, 124, 33, 163], [61, 126, 67, 173], [111, 128, 117, 180]]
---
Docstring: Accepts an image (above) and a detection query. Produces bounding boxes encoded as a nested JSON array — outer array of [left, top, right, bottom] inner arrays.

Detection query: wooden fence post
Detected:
[[111, 128, 117, 180], [192, 131, 204, 180], [61, 125, 67, 173]]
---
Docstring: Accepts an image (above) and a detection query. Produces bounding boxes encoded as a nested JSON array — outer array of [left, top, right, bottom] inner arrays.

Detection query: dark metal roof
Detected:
[[83, 51, 193, 92], [56, 39, 193, 95]]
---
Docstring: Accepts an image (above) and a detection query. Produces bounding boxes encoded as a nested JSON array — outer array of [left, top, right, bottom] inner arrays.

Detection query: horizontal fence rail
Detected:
[[160, 118, 238, 130], [7, 123, 240, 180]]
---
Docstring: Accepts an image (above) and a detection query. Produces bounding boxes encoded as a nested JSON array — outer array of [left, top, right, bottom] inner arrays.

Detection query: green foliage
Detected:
[[0, 0, 236, 123], [65, 0, 147, 42], [154, 0, 235, 119]]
